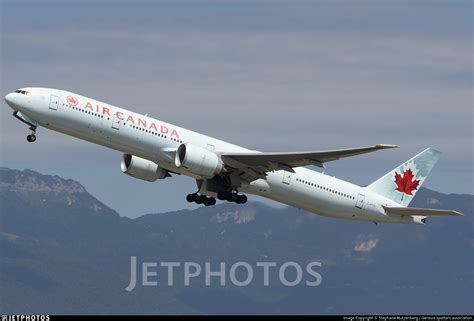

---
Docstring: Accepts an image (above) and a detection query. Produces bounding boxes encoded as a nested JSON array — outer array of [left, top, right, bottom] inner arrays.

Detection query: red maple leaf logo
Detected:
[[394, 169, 420, 200], [67, 96, 78, 106]]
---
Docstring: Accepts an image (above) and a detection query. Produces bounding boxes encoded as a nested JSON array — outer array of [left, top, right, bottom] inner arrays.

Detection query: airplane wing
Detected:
[[383, 206, 463, 217], [221, 144, 397, 181]]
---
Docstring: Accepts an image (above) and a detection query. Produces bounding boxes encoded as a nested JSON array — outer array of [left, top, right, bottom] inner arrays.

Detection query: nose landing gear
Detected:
[[26, 129, 37, 143], [13, 111, 38, 143]]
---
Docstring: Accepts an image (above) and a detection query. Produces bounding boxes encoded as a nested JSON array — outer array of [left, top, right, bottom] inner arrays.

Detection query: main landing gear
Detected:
[[186, 191, 248, 206], [217, 192, 248, 204], [186, 193, 216, 206]]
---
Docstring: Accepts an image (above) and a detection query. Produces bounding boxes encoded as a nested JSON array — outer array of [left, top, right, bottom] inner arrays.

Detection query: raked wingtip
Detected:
[[376, 144, 398, 149]]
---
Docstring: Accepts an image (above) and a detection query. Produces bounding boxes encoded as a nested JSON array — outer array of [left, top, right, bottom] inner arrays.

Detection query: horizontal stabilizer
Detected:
[[383, 206, 463, 217]]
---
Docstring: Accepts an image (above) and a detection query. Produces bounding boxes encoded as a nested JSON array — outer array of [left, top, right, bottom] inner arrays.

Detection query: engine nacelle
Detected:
[[121, 154, 169, 182], [175, 143, 223, 179]]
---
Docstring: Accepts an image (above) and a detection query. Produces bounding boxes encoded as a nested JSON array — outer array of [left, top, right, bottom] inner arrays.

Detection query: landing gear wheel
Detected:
[[217, 192, 227, 201], [186, 193, 197, 203], [195, 196, 203, 205], [230, 193, 239, 203], [26, 134, 36, 143], [237, 194, 248, 204], [218, 191, 248, 204], [187, 193, 217, 206]]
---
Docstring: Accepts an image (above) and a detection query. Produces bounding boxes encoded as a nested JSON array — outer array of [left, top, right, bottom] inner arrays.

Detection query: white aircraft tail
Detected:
[[367, 148, 441, 207]]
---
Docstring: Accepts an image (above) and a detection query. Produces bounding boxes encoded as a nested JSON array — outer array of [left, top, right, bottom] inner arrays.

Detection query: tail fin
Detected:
[[367, 148, 441, 206]]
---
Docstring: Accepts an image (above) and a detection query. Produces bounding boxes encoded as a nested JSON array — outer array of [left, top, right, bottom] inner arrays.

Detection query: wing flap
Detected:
[[383, 206, 463, 217]]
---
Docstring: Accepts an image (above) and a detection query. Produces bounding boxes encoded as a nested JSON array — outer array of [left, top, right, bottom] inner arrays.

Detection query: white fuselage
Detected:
[[5, 87, 417, 224]]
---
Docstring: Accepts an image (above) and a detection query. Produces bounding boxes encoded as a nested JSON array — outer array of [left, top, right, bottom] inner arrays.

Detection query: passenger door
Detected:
[[112, 114, 121, 130], [355, 193, 365, 209], [282, 171, 292, 185], [49, 95, 59, 110]]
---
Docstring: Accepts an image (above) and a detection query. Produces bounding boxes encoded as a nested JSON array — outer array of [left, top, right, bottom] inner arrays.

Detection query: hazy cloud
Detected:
[[354, 238, 380, 253]]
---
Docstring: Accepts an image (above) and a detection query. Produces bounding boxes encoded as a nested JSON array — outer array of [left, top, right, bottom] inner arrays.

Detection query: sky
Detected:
[[1, 0, 472, 218]]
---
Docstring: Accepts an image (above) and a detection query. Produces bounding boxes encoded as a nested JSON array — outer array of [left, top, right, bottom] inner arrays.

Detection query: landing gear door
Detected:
[[282, 171, 292, 185], [355, 193, 365, 209], [49, 95, 59, 110]]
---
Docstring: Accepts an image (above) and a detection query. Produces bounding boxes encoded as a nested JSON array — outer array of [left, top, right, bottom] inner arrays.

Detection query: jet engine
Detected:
[[175, 143, 223, 179], [121, 154, 169, 182]]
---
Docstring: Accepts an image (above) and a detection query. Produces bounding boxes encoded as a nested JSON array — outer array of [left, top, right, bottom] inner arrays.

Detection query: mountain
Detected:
[[0, 167, 472, 314]]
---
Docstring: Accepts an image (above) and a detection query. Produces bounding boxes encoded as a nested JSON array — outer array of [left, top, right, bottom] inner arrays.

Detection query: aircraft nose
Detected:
[[5, 93, 14, 106]]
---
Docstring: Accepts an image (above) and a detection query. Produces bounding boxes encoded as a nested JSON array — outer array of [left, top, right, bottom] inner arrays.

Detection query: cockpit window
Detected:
[[14, 90, 28, 95]]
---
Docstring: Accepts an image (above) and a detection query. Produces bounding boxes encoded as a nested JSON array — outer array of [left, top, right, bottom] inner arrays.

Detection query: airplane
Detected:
[[4, 87, 463, 224]]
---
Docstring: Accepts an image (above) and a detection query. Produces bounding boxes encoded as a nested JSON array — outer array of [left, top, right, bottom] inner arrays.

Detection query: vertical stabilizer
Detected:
[[366, 148, 441, 206]]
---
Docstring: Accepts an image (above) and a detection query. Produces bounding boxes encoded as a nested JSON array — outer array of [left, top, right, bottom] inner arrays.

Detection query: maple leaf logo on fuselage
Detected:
[[67, 96, 78, 106], [394, 168, 420, 201]]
